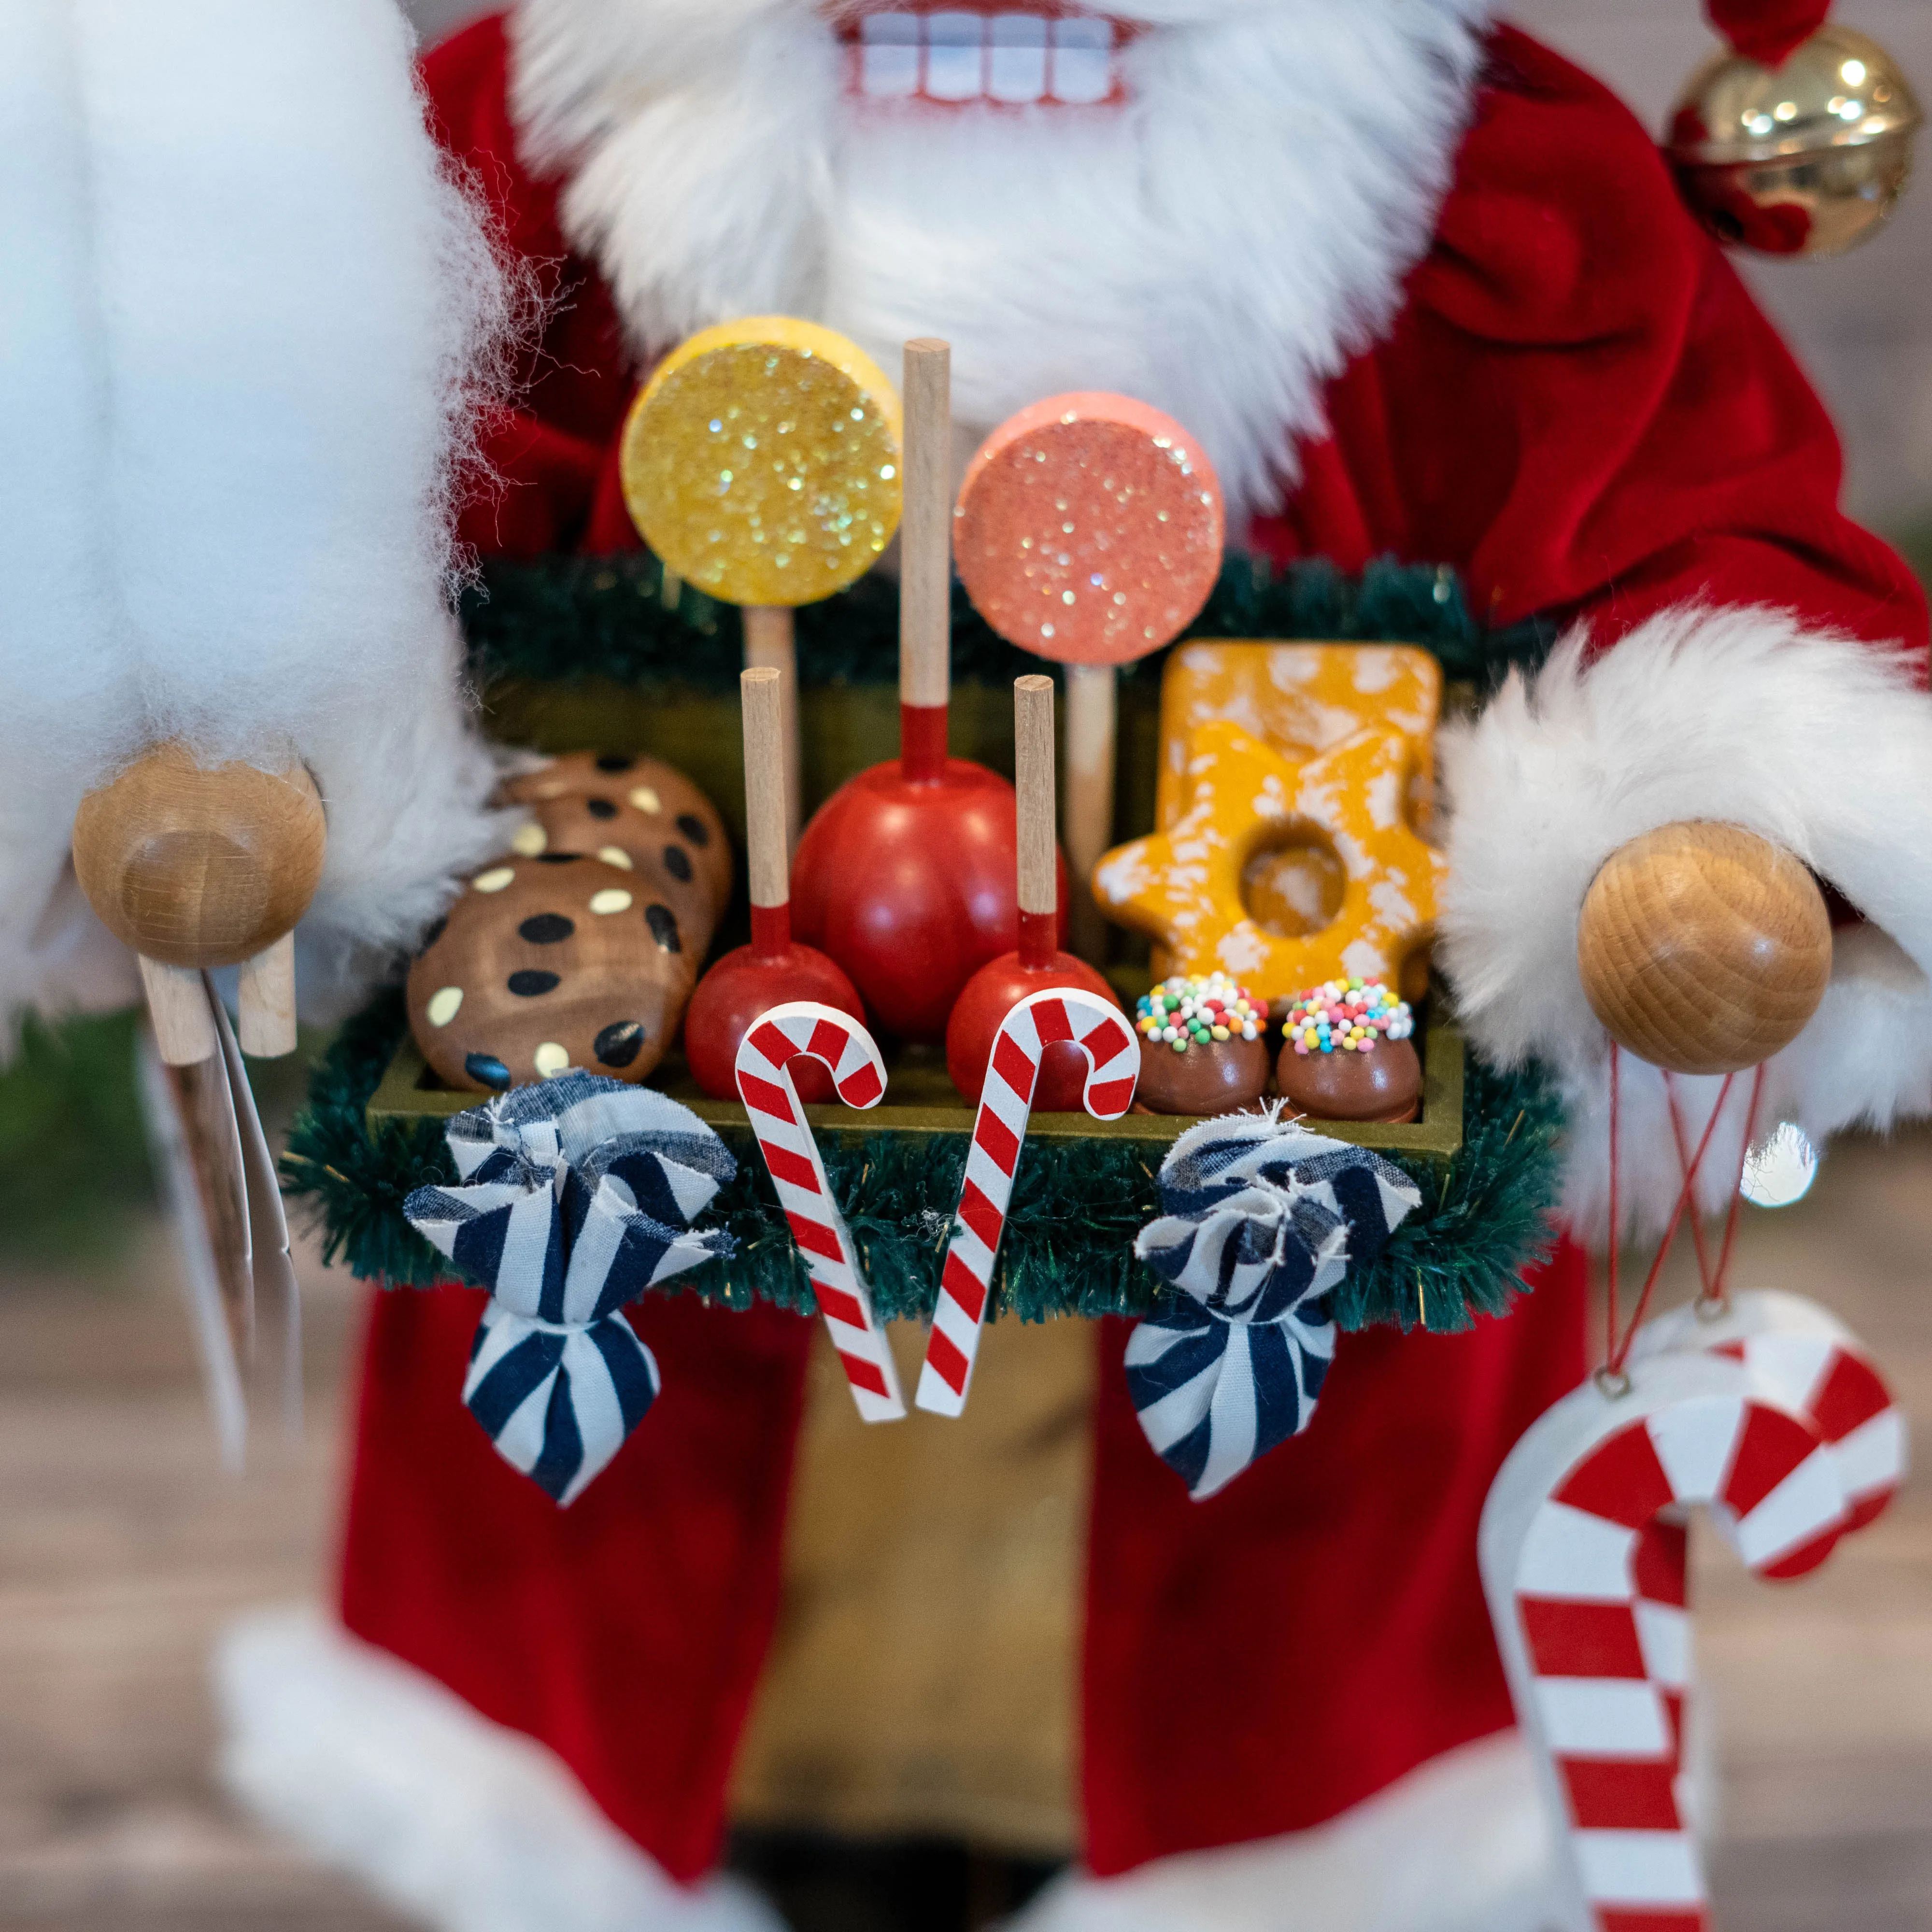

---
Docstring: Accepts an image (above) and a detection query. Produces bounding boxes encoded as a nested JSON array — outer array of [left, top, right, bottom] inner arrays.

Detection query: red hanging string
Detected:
[[1605, 1043, 1621, 1375], [1601, 1048, 1769, 1381], [1664, 1064, 1769, 1309], [1710, 1065, 1768, 1305]]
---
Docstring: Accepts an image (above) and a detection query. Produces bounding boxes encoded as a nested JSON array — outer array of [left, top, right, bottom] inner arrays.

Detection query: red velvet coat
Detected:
[[337, 13, 1927, 1891]]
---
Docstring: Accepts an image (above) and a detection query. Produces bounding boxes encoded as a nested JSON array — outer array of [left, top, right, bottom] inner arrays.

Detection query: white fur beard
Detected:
[[0, 0, 521, 1031], [513, 0, 1494, 524]]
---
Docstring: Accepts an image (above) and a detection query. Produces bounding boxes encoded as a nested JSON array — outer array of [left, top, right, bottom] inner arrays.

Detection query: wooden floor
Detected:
[[0, 1132, 1927, 1930]]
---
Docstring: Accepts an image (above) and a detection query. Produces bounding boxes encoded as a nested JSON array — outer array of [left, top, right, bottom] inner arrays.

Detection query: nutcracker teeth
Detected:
[[851, 10, 1123, 105]]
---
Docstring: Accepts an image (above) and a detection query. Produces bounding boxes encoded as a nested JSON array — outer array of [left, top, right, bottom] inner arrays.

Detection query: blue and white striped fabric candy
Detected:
[[404, 1074, 736, 1506], [1128, 1112, 1421, 1501]]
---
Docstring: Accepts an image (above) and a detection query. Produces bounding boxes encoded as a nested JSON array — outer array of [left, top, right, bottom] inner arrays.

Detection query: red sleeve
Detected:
[[422, 14, 639, 557], [1379, 28, 1927, 666]]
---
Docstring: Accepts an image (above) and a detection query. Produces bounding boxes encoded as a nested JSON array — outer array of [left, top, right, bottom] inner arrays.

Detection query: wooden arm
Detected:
[[1577, 821, 1832, 1076], [72, 741, 326, 1064]]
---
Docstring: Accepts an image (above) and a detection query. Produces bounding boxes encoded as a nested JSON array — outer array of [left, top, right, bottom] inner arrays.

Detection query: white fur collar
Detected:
[[508, 0, 1494, 523]]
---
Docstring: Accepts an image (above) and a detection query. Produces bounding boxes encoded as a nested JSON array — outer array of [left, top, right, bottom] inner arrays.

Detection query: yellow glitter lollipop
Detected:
[[620, 317, 903, 842]]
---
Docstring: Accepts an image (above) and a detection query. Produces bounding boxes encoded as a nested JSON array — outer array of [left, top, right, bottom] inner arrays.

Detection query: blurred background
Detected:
[[0, 4, 1927, 1930]]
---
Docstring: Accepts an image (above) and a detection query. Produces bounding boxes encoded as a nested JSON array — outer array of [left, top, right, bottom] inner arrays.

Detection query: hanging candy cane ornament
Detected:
[[735, 1000, 905, 1422], [1480, 1352, 1850, 1932], [915, 985, 1140, 1417], [1632, 1288, 1906, 1533]]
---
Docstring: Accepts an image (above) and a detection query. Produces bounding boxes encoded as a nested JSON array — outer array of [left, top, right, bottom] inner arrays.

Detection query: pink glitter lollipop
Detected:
[[954, 394, 1224, 959]]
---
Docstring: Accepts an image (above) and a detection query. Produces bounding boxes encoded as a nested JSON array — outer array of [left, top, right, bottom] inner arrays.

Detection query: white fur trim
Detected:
[[508, 0, 1493, 524], [1006, 1730, 1559, 1932], [0, 0, 520, 1031], [1440, 607, 1932, 1238], [214, 1605, 787, 1932]]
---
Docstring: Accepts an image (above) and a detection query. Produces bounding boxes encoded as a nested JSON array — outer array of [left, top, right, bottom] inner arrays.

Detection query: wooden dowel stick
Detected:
[[1014, 674, 1058, 920], [901, 339, 952, 714], [1064, 661, 1115, 965], [742, 605, 801, 851], [742, 667, 791, 911], [140, 957, 218, 1067], [237, 931, 298, 1058]]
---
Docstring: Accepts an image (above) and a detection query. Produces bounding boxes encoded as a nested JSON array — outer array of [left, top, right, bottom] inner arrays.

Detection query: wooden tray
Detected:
[[367, 1013, 1465, 1160]]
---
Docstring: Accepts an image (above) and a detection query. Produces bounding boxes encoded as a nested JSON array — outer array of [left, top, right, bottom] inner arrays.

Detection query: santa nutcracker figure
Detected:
[[207, 1, 1931, 1930]]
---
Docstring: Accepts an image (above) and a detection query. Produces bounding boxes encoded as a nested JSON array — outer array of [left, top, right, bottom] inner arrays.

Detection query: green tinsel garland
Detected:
[[281, 992, 1563, 1335], [461, 551, 1559, 696]]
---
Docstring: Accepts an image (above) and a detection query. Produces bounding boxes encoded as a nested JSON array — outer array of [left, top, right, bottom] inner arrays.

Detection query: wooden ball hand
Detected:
[[71, 740, 326, 1066], [1577, 820, 1832, 1076]]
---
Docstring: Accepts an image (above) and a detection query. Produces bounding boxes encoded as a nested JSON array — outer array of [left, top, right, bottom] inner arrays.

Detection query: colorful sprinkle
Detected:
[[1280, 977, 1414, 1057], [1136, 972, 1264, 1054]]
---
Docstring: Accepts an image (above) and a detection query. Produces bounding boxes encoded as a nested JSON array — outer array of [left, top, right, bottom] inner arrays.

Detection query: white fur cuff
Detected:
[[214, 1607, 785, 1932], [1439, 606, 1932, 1237]]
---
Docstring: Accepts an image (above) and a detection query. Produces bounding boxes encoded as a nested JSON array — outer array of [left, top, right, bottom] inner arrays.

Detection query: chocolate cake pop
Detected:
[[1132, 973, 1271, 1116], [1275, 977, 1421, 1124]]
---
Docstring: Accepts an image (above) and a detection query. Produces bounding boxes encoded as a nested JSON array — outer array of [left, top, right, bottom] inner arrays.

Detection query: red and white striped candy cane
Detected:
[[914, 986, 1139, 1417], [735, 1002, 905, 1423], [1481, 1351, 1849, 1932], [1631, 1287, 1906, 1532]]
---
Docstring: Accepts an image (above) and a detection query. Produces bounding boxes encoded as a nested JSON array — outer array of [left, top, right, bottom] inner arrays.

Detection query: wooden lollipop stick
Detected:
[[1015, 674, 1058, 961], [742, 607, 801, 852], [1064, 661, 1115, 965], [901, 340, 952, 722], [742, 666, 791, 914]]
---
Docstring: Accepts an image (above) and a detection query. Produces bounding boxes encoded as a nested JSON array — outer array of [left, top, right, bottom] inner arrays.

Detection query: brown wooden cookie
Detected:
[[499, 752, 732, 924], [407, 854, 698, 1092]]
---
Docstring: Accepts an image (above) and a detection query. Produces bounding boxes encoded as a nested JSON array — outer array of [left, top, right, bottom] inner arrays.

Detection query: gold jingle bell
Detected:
[[1668, 24, 1922, 257]]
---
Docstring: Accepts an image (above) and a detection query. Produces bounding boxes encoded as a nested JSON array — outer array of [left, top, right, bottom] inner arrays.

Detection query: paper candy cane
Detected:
[[1630, 1287, 1906, 1533], [915, 986, 1139, 1416], [735, 1001, 905, 1422], [1480, 1350, 1855, 1932]]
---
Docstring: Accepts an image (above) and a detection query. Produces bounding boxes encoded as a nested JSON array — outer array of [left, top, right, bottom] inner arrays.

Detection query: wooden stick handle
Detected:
[[237, 931, 298, 1058], [741, 606, 801, 851], [742, 667, 791, 910], [901, 339, 952, 713], [140, 957, 218, 1067], [1063, 662, 1115, 964], [1014, 674, 1058, 919]]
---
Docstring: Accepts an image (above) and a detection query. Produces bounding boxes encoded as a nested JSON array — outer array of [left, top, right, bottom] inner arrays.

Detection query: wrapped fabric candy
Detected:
[[403, 1075, 736, 1505], [1128, 1112, 1421, 1500]]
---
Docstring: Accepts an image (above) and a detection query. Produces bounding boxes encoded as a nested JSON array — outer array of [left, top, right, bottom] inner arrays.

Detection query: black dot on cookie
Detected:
[[646, 904, 682, 953], [595, 1021, 646, 1068], [465, 1052, 512, 1091], [663, 844, 694, 883], [594, 753, 634, 774], [518, 913, 575, 945], [587, 797, 619, 821], [675, 813, 710, 847], [508, 969, 561, 997], [536, 852, 581, 865], [418, 915, 448, 953]]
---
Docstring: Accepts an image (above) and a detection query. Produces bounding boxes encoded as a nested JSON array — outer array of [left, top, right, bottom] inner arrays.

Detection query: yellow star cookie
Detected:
[[1094, 721, 1447, 1003]]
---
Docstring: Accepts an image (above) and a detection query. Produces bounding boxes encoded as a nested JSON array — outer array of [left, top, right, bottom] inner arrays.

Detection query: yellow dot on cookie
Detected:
[[473, 867, 514, 894], [534, 1042, 570, 1078], [589, 889, 634, 915], [426, 987, 463, 1027], [511, 822, 549, 857], [598, 846, 635, 870], [629, 787, 662, 815]]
